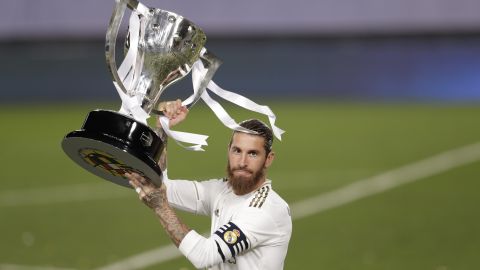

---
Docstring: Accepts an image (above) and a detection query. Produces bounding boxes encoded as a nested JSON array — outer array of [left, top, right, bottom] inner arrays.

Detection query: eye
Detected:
[[232, 148, 241, 154], [248, 152, 258, 158]]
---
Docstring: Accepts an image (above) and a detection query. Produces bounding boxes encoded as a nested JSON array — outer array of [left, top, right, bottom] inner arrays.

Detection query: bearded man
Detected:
[[126, 100, 292, 270]]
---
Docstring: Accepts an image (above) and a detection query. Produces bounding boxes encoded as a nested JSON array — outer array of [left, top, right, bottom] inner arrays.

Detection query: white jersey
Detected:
[[164, 178, 292, 270]]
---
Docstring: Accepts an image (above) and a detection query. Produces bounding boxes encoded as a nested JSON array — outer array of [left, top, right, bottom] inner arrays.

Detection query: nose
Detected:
[[238, 154, 248, 168]]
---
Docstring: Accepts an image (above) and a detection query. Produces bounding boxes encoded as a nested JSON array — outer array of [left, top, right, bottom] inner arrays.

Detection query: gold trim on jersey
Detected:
[[249, 185, 270, 208]]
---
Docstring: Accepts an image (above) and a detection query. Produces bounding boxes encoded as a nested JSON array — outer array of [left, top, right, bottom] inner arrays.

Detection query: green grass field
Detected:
[[1, 101, 480, 269]]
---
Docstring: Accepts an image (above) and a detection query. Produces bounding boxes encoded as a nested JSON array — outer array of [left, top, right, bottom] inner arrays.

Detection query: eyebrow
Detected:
[[230, 146, 260, 154]]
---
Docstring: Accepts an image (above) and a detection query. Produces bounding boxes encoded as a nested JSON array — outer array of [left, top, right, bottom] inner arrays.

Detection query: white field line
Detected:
[[95, 142, 480, 270], [0, 264, 75, 270], [291, 141, 480, 220], [0, 170, 361, 208], [95, 245, 181, 270], [0, 183, 130, 207]]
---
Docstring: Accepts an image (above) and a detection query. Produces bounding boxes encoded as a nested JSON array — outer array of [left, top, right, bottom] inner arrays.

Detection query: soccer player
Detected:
[[126, 100, 292, 269]]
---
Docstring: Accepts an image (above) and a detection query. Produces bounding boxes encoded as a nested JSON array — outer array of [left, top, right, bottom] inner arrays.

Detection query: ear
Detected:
[[264, 151, 275, 168]]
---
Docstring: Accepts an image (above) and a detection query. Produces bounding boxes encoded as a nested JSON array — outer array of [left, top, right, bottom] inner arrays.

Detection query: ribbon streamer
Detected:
[[157, 54, 210, 151], [114, 12, 284, 150], [159, 117, 208, 151], [193, 56, 284, 141], [114, 10, 149, 124], [206, 80, 285, 140], [160, 49, 285, 150]]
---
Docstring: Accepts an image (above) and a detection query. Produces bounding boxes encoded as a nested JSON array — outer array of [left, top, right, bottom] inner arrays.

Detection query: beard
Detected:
[[227, 160, 266, 195]]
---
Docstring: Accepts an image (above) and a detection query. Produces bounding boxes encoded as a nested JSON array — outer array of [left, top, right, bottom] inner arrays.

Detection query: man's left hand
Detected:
[[157, 99, 189, 128]]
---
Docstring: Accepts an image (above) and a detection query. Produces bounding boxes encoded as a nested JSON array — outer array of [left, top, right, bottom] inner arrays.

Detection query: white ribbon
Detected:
[[114, 11, 149, 125], [194, 53, 284, 140], [204, 80, 285, 140], [156, 54, 210, 151], [159, 49, 285, 150], [115, 13, 284, 150], [159, 117, 208, 151]]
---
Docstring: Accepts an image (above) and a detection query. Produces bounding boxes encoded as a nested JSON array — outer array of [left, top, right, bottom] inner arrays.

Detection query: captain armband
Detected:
[[214, 222, 251, 261]]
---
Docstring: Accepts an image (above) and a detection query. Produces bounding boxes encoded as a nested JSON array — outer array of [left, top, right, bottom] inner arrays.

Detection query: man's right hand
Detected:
[[126, 172, 167, 210], [157, 99, 189, 128]]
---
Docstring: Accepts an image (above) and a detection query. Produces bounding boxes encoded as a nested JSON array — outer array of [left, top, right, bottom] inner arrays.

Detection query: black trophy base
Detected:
[[61, 110, 164, 188]]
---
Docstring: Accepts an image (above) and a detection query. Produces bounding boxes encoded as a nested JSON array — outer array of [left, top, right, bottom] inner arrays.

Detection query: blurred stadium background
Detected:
[[1, 0, 479, 269]]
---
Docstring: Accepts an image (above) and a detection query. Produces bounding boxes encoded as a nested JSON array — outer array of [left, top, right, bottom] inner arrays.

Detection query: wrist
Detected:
[[142, 189, 167, 209]]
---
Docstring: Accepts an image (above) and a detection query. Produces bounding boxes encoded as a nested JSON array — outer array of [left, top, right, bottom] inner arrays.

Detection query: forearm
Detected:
[[126, 173, 195, 252], [179, 230, 225, 269], [152, 198, 223, 269], [153, 205, 191, 247]]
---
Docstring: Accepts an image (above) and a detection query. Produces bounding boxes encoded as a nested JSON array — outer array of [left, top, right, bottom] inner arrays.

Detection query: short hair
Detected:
[[232, 119, 273, 154]]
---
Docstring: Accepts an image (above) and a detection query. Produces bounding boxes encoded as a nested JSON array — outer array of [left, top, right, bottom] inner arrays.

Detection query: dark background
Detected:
[[1, 0, 479, 104]]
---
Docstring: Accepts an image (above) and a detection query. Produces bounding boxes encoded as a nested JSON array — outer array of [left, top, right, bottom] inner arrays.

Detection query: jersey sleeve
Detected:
[[164, 178, 222, 216], [215, 207, 277, 258], [178, 207, 280, 268], [179, 230, 225, 269]]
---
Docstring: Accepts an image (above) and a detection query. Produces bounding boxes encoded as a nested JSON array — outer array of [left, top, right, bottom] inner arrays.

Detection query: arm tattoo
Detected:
[[143, 189, 191, 247], [154, 206, 191, 247]]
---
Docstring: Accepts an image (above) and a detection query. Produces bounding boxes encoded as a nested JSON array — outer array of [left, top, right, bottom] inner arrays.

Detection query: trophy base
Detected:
[[61, 110, 164, 188]]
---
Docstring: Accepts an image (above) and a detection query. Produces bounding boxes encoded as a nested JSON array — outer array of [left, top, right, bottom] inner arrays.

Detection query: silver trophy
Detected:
[[62, 0, 221, 187]]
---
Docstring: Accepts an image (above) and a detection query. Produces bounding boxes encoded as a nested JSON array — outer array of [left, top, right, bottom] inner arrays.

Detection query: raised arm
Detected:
[[126, 172, 224, 269], [127, 172, 191, 247], [154, 99, 189, 171]]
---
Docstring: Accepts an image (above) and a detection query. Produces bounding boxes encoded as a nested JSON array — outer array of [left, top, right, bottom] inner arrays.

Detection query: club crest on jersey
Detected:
[[224, 231, 238, 244]]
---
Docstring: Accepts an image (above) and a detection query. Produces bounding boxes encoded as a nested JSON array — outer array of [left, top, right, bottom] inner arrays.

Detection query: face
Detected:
[[227, 132, 274, 195]]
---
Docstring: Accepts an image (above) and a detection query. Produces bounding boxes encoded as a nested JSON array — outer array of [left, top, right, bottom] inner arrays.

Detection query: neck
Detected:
[[253, 177, 267, 190]]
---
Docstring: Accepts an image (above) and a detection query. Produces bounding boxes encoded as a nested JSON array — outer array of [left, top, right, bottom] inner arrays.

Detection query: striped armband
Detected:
[[214, 222, 251, 261]]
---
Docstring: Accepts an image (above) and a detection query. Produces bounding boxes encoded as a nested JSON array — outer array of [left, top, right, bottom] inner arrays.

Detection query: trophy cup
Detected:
[[61, 0, 221, 188]]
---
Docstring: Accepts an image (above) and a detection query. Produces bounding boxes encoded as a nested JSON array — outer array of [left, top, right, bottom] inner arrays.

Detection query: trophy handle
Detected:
[[150, 49, 223, 115], [188, 49, 223, 109], [105, 0, 148, 97], [105, 0, 129, 95]]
